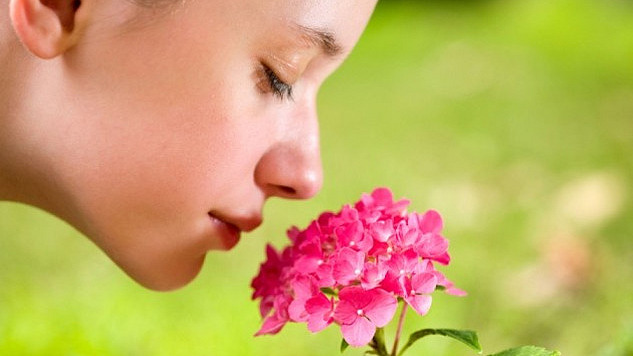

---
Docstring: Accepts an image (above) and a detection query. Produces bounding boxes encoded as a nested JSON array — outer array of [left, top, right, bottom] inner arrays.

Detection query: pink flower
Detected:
[[335, 220, 373, 252], [415, 210, 451, 264], [255, 294, 291, 336], [369, 219, 395, 242], [360, 261, 388, 290], [403, 272, 438, 315], [355, 187, 410, 218], [333, 286, 397, 347], [305, 293, 336, 333], [433, 269, 468, 297], [293, 237, 325, 274], [288, 275, 319, 322], [333, 247, 365, 285], [251, 187, 465, 347], [251, 244, 288, 317]]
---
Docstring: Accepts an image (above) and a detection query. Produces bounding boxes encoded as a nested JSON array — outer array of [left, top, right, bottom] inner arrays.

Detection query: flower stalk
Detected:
[[391, 302, 408, 356]]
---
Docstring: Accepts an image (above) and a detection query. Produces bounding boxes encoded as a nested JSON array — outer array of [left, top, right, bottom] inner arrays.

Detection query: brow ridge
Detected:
[[294, 24, 343, 57]]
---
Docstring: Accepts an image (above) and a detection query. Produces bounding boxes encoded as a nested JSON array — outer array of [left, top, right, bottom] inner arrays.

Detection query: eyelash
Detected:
[[262, 65, 293, 101]]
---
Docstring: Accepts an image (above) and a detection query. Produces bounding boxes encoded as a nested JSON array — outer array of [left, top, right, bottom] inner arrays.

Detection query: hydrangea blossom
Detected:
[[251, 187, 465, 347]]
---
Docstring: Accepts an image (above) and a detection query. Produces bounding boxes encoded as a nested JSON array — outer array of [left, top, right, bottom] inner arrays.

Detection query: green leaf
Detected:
[[372, 327, 389, 356], [398, 329, 482, 356], [487, 346, 561, 356], [340, 339, 349, 353]]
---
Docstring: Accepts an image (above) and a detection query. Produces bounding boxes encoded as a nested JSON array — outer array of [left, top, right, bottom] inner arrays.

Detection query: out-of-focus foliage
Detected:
[[1, 0, 632, 355]]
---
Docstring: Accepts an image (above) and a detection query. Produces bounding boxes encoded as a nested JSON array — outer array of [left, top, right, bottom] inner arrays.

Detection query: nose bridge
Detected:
[[254, 98, 323, 200]]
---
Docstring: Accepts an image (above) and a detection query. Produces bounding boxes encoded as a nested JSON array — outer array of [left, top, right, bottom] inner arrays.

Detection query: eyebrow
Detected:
[[294, 24, 344, 57]]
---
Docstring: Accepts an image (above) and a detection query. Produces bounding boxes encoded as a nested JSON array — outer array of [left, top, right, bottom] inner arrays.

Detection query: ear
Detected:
[[9, 0, 88, 59]]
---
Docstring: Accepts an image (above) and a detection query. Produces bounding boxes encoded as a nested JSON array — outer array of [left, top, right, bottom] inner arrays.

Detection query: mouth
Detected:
[[208, 213, 241, 250], [207, 212, 263, 250]]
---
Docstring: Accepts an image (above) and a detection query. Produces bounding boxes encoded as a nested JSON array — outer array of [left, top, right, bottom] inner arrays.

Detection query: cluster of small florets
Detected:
[[251, 188, 465, 347]]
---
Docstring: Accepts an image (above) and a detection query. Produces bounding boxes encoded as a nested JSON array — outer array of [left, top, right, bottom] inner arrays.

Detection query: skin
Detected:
[[0, 0, 377, 290]]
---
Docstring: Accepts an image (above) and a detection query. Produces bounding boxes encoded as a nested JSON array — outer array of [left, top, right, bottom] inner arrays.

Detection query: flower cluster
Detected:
[[251, 188, 465, 347]]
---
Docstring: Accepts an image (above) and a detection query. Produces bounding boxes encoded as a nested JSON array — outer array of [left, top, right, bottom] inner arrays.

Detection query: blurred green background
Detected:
[[2, 0, 633, 354]]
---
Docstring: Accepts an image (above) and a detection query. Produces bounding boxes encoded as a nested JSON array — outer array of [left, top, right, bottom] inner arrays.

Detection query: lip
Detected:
[[208, 213, 241, 250], [207, 212, 263, 250]]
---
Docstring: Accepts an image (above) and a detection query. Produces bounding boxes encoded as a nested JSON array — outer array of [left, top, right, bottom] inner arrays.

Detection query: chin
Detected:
[[119, 254, 207, 292]]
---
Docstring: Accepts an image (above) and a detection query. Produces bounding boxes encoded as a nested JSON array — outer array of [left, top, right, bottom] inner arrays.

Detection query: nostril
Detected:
[[278, 185, 297, 196]]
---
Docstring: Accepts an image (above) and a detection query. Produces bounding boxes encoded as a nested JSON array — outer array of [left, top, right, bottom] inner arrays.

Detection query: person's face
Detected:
[[45, 0, 377, 290]]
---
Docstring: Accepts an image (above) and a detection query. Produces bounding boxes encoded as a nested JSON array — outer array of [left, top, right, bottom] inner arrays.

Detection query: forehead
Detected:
[[263, 0, 377, 50], [177, 0, 377, 54], [117, 0, 377, 56]]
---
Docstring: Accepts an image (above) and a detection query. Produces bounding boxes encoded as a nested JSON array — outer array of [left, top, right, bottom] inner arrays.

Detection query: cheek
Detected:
[[54, 6, 277, 288], [63, 34, 256, 221], [61, 99, 269, 289], [68, 98, 258, 226]]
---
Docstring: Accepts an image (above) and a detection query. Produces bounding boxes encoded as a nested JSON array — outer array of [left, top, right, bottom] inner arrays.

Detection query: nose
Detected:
[[254, 107, 323, 200]]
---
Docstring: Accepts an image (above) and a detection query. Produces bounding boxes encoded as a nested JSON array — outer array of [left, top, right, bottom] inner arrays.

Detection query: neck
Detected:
[[0, 8, 77, 225], [0, 14, 41, 205], [0, 16, 17, 202]]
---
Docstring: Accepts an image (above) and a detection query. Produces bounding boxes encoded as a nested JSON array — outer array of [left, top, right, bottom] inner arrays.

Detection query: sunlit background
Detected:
[[1, 0, 632, 354]]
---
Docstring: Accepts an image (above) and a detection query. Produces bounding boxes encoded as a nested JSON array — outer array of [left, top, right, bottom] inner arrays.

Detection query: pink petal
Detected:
[[308, 312, 332, 333], [334, 286, 375, 325], [387, 198, 411, 216], [434, 251, 451, 265], [434, 272, 467, 296], [364, 288, 398, 327], [401, 229, 420, 247], [411, 273, 437, 295], [333, 248, 365, 285], [341, 316, 376, 347], [255, 313, 287, 336], [305, 294, 334, 332], [335, 222, 357, 244], [339, 205, 360, 222], [294, 255, 321, 274], [424, 234, 449, 255], [371, 187, 394, 207], [258, 296, 274, 318], [290, 275, 315, 299], [445, 286, 468, 297], [340, 286, 375, 307], [288, 298, 308, 322], [315, 263, 335, 287], [379, 271, 404, 296], [333, 298, 360, 326], [419, 210, 443, 234], [357, 231, 375, 252], [286, 226, 301, 243], [370, 219, 394, 243], [360, 262, 387, 290], [406, 294, 432, 316], [305, 294, 330, 314], [264, 244, 281, 263]]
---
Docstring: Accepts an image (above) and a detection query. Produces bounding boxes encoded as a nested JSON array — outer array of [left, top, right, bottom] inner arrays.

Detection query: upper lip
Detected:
[[209, 211, 263, 233]]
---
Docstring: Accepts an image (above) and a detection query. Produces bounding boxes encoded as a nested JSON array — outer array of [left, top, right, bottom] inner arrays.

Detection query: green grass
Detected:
[[2, 0, 633, 354]]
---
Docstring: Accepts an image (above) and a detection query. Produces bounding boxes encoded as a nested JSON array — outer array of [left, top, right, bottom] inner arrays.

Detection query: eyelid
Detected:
[[266, 53, 302, 84], [255, 62, 293, 101], [264, 65, 293, 100]]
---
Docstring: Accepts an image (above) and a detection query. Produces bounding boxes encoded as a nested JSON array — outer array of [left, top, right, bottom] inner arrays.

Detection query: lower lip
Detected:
[[208, 214, 241, 250]]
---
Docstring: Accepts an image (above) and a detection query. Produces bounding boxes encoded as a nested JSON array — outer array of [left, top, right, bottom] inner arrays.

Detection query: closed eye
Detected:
[[262, 65, 293, 101]]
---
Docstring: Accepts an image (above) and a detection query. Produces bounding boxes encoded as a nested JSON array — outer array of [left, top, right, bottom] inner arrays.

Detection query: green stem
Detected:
[[372, 327, 389, 356], [391, 302, 408, 356]]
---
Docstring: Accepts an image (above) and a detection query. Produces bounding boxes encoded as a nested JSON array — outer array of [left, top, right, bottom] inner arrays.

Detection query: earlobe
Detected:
[[9, 0, 86, 59]]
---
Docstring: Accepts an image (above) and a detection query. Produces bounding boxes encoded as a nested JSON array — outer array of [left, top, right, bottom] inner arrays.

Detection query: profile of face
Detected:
[[0, 0, 377, 290]]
